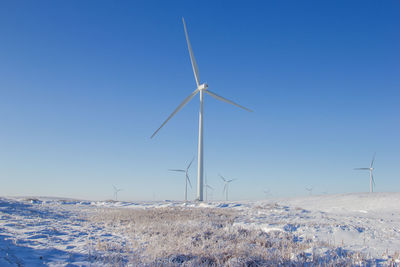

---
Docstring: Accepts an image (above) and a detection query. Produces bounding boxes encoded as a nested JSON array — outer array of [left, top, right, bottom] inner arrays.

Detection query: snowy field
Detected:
[[1, 193, 399, 266]]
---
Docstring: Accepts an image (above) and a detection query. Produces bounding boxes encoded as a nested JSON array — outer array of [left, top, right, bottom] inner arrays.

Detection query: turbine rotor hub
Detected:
[[198, 83, 208, 90]]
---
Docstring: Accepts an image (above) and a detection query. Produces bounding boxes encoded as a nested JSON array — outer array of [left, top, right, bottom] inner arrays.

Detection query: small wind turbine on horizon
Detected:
[[205, 173, 213, 202], [151, 18, 252, 201], [169, 158, 194, 202], [220, 174, 235, 201], [112, 185, 122, 201], [354, 153, 376, 193], [305, 187, 313, 196], [263, 189, 271, 199]]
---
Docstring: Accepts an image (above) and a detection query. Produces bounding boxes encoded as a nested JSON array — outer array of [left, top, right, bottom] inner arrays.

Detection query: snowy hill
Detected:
[[1, 193, 399, 266], [279, 192, 400, 213]]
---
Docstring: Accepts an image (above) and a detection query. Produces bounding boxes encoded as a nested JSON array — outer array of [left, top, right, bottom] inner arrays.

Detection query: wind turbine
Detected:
[[354, 153, 376, 193], [205, 173, 214, 202], [169, 158, 194, 202], [220, 174, 235, 201], [112, 185, 122, 201], [305, 187, 313, 196], [263, 189, 271, 199], [151, 18, 252, 201]]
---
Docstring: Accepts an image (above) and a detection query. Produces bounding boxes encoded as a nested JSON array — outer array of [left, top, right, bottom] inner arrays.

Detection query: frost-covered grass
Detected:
[[90, 207, 375, 266], [1, 193, 400, 266]]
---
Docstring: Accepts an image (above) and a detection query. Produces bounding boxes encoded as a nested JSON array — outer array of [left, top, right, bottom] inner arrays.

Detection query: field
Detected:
[[1, 193, 400, 266]]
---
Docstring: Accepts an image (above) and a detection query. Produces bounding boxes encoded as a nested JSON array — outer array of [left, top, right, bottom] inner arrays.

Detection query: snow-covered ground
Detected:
[[0, 193, 399, 266]]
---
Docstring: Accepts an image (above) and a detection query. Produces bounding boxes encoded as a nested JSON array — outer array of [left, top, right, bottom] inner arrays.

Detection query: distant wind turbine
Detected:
[[263, 189, 271, 199], [151, 18, 252, 201], [220, 174, 235, 201], [205, 173, 213, 202], [169, 158, 194, 202], [305, 187, 313, 196], [112, 185, 122, 201], [354, 153, 376, 193]]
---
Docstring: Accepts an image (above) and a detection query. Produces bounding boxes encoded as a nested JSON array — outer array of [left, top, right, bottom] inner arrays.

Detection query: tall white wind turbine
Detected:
[[151, 18, 252, 201], [169, 158, 194, 202], [354, 153, 376, 193], [220, 174, 235, 201], [112, 185, 122, 201]]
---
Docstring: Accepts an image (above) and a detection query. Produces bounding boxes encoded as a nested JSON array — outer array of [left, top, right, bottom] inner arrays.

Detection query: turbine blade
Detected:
[[219, 174, 226, 182], [151, 89, 199, 138], [182, 18, 200, 87], [372, 173, 376, 187], [186, 174, 192, 188], [169, 169, 185, 172], [206, 185, 213, 189], [228, 179, 236, 183], [187, 157, 195, 170], [354, 168, 370, 170], [223, 183, 227, 193], [205, 90, 253, 112], [371, 152, 376, 168]]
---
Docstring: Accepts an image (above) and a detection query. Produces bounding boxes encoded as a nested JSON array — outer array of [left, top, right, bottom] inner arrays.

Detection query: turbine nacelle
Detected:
[[198, 83, 208, 90]]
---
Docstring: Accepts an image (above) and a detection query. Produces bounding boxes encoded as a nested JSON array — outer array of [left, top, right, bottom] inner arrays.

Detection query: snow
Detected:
[[250, 193, 400, 259], [0, 193, 399, 266]]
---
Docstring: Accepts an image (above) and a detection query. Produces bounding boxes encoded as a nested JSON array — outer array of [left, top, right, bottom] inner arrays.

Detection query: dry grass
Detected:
[[87, 206, 378, 266]]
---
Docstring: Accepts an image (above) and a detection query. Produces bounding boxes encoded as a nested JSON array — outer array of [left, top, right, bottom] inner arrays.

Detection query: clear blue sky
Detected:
[[0, 1, 399, 201]]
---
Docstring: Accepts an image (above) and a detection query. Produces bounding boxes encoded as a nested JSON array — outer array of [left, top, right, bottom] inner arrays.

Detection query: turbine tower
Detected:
[[112, 185, 122, 201], [151, 18, 252, 201], [220, 174, 235, 201], [354, 153, 376, 193], [169, 158, 194, 202]]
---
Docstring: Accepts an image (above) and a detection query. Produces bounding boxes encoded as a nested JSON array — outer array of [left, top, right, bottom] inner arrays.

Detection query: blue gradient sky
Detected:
[[0, 1, 399, 201]]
